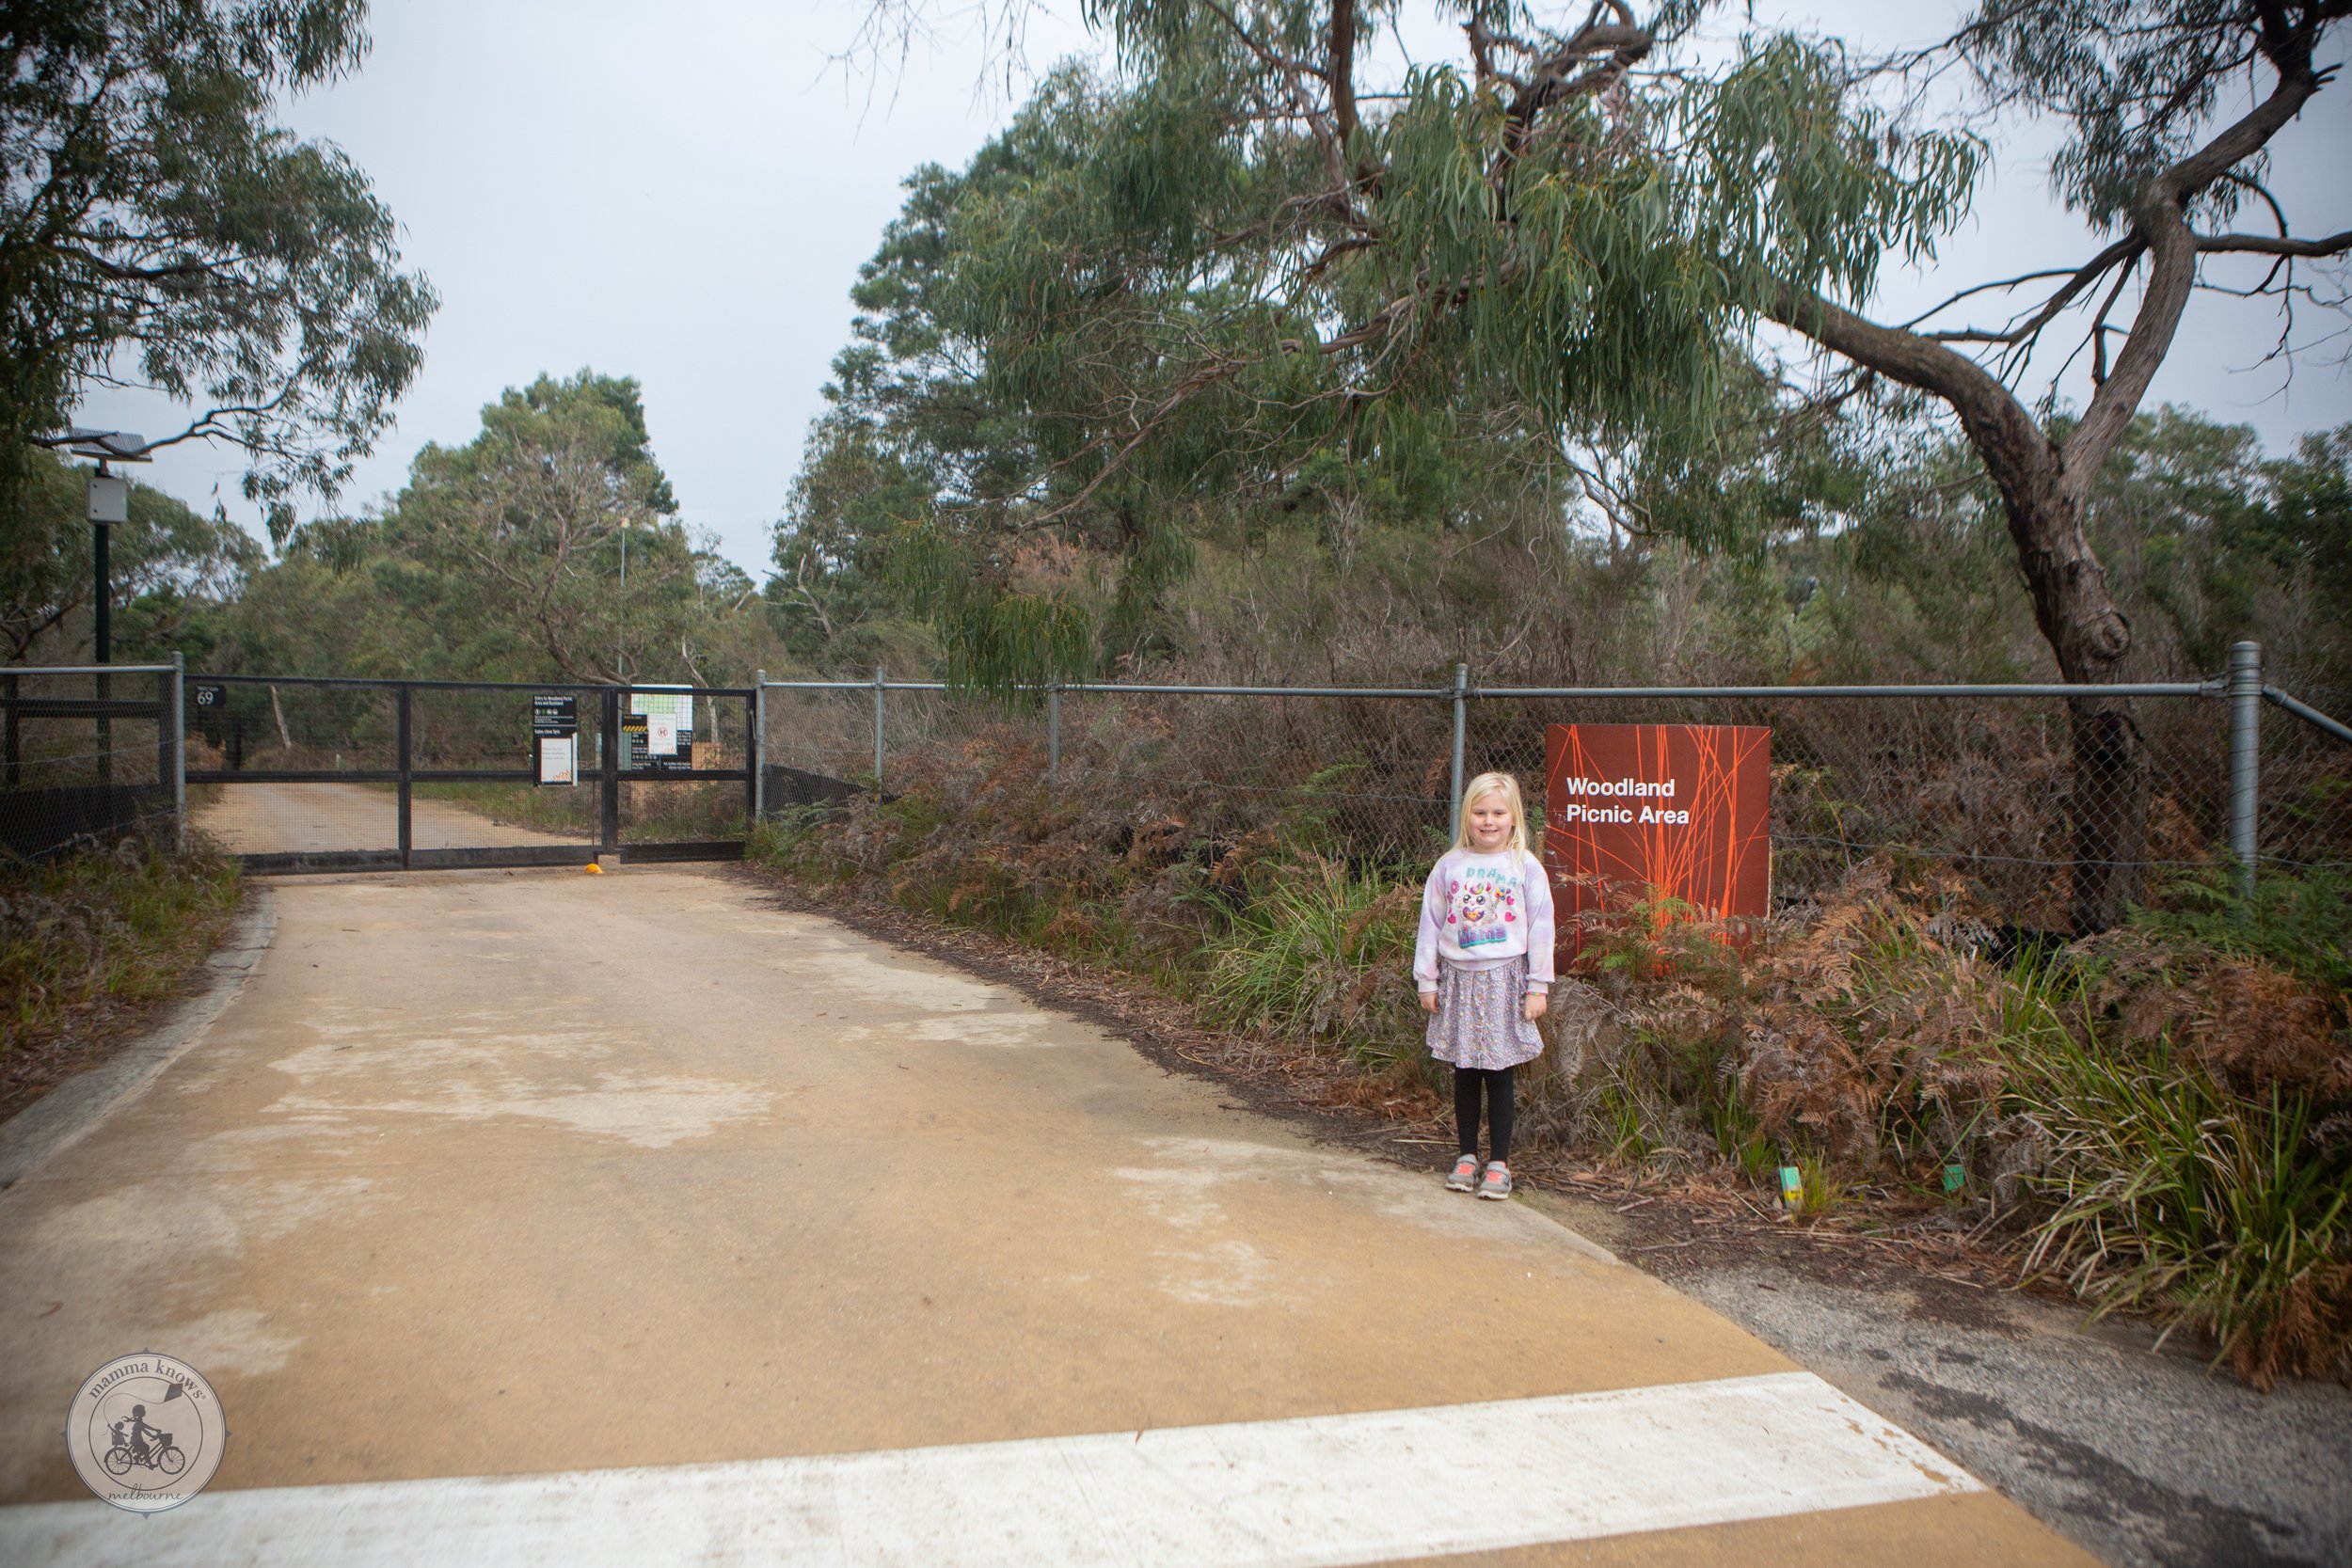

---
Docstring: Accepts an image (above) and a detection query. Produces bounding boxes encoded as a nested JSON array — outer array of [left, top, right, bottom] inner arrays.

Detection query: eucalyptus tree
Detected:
[[834, 0, 2346, 927], [1, 0, 437, 525], [388, 372, 712, 685], [1756, 1, 2348, 926], [0, 449, 259, 662]]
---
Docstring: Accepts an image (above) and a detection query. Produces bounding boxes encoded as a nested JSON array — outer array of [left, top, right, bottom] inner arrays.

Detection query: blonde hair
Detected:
[[1454, 771, 1531, 854]]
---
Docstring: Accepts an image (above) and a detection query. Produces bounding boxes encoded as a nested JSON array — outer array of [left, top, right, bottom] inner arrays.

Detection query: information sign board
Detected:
[[619, 712, 696, 771], [621, 690, 694, 769], [532, 694, 578, 736], [1544, 722, 1771, 959], [190, 682, 227, 711], [536, 733, 578, 786]]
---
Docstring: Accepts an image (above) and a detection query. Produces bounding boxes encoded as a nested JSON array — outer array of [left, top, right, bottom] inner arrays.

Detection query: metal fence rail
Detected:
[[758, 640, 2350, 928], [11, 643, 2344, 910], [184, 674, 757, 874], [0, 661, 183, 860]]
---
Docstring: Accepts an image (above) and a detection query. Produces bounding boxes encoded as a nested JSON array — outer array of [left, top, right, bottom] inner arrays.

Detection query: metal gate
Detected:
[[185, 675, 755, 874]]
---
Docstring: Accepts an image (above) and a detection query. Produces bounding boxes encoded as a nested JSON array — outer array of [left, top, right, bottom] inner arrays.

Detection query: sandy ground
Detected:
[[194, 781, 587, 854], [0, 866, 2092, 1564]]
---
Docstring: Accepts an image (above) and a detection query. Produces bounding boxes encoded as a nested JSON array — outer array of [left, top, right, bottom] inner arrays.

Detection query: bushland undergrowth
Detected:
[[0, 832, 244, 1114], [748, 726, 2350, 1387]]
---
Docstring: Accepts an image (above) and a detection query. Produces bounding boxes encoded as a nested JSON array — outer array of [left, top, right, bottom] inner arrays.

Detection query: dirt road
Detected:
[[194, 781, 586, 854], [0, 867, 2093, 1564]]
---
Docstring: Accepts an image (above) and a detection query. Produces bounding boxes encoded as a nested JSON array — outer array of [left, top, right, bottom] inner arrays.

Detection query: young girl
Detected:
[[1414, 771, 1554, 1199]]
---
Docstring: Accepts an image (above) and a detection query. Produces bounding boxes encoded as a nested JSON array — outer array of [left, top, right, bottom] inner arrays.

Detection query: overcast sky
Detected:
[[83, 1, 2352, 577]]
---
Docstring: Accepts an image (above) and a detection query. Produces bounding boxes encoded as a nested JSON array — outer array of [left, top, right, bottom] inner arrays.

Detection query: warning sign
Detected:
[[619, 712, 694, 771]]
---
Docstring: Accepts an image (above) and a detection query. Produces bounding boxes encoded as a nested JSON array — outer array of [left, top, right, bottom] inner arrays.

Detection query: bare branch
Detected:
[[2196, 229, 2352, 258], [2067, 55, 2329, 486]]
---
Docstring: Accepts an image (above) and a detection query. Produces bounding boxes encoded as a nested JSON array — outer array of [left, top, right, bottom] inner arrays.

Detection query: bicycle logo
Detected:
[[66, 1353, 226, 1513]]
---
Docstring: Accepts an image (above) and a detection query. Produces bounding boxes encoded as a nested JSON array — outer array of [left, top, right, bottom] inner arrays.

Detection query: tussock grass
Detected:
[[2001, 966, 2350, 1388], [1, 832, 243, 1094], [1198, 858, 1430, 1086]]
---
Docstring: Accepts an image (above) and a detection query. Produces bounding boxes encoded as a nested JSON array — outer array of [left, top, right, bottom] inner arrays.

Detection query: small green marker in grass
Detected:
[[1778, 1165, 1804, 1211], [1943, 1163, 1966, 1195]]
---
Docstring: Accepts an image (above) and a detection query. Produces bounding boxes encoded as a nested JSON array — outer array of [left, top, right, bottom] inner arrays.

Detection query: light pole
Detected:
[[616, 516, 631, 682], [66, 430, 151, 788], [66, 429, 151, 663]]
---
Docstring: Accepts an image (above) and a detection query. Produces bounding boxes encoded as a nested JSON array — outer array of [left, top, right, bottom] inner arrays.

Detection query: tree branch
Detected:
[[1328, 0, 1359, 152], [2065, 59, 2328, 491], [2197, 229, 2352, 258]]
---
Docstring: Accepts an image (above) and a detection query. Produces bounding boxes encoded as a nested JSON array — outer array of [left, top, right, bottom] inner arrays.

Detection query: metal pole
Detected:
[[1048, 682, 1061, 793], [752, 671, 767, 822], [1449, 661, 1469, 828], [2227, 640, 2261, 898], [872, 666, 886, 800], [155, 665, 171, 806], [92, 514, 110, 665], [396, 685, 413, 869], [600, 687, 621, 854], [169, 654, 185, 851], [93, 512, 111, 786]]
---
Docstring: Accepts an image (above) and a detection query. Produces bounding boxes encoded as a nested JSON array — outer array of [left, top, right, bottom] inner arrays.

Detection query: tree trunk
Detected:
[[1768, 285, 2153, 933], [1991, 464, 2145, 934]]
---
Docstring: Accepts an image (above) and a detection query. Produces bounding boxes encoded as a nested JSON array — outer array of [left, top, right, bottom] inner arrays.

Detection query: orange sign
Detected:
[[1544, 722, 1772, 958]]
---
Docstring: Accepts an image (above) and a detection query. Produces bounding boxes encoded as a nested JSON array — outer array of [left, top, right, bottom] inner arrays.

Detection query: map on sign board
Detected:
[[628, 689, 694, 728]]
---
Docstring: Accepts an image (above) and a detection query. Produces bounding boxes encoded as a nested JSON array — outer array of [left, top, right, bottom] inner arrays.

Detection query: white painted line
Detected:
[[0, 1372, 1981, 1567]]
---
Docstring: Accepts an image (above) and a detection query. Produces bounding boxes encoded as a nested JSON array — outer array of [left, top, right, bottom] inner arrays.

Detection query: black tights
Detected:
[[1454, 1067, 1516, 1164]]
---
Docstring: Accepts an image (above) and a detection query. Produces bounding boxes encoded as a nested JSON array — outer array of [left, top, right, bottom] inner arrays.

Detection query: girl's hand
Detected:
[[1523, 990, 1549, 1022], [1420, 990, 1439, 1014]]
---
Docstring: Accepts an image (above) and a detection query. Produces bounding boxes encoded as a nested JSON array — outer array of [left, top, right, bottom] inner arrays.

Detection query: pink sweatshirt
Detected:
[[1412, 847, 1556, 994]]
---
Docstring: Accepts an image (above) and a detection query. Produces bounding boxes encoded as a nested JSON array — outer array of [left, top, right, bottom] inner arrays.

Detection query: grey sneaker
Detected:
[[1477, 1161, 1514, 1200], [1445, 1153, 1481, 1192]]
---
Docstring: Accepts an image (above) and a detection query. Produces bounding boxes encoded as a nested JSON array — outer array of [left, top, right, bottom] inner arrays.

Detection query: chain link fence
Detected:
[[760, 644, 2350, 931], [1, 664, 182, 861]]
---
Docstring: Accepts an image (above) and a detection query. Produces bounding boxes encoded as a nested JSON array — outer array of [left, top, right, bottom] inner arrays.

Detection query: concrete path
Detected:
[[194, 780, 587, 854], [0, 867, 2095, 1565]]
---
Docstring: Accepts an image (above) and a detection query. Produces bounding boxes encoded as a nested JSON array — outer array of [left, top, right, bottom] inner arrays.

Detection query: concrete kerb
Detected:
[[0, 884, 278, 1192]]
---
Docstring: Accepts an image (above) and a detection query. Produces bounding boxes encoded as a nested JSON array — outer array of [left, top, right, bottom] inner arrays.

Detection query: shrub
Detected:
[[1, 831, 243, 1072], [1198, 855, 1428, 1084], [2132, 863, 2352, 997], [2005, 1010, 2351, 1388]]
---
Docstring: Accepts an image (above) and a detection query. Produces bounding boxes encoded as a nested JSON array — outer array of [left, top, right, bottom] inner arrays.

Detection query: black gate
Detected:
[[185, 676, 756, 874]]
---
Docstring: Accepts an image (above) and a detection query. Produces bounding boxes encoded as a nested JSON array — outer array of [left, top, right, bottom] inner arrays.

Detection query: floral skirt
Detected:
[[1427, 957, 1545, 1071]]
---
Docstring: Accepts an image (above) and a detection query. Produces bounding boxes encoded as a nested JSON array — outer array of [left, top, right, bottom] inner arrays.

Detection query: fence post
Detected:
[[169, 654, 185, 852], [599, 687, 621, 855], [1449, 661, 1469, 827], [1047, 682, 1061, 793], [872, 665, 886, 800], [395, 685, 413, 870], [751, 671, 766, 825], [2228, 640, 2261, 899]]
